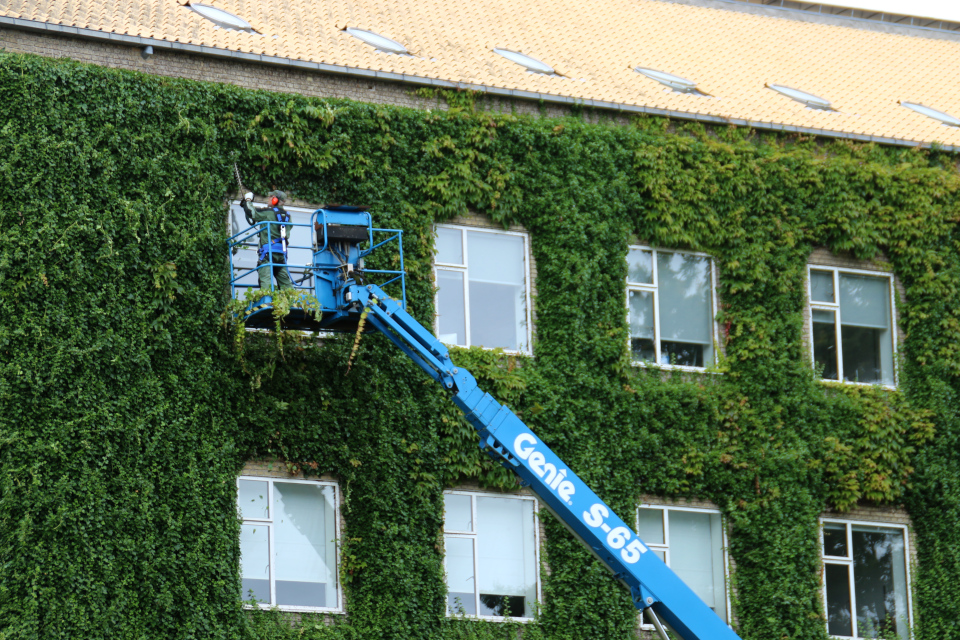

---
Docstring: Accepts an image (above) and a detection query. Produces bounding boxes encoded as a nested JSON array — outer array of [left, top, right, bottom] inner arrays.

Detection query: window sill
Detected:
[[818, 378, 896, 391], [630, 361, 720, 374], [446, 612, 536, 623], [244, 603, 344, 614], [442, 343, 533, 358]]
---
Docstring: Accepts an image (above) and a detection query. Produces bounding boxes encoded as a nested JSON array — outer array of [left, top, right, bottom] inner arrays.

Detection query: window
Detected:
[[492, 48, 557, 75], [766, 84, 834, 111], [345, 28, 409, 55], [634, 67, 706, 95], [443, 491, 540, 619], [626, 247, 717, 368], [637, 505, 729, 624], [808, 267, 896, 386], [237, 477, 341, 611], [189, 4, 255, 32], [821, 520, 912, 639], [434, 225, 532, 353]]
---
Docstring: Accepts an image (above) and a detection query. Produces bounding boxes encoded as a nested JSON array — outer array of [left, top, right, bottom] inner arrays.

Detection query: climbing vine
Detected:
[[3, 51, 960, 640]]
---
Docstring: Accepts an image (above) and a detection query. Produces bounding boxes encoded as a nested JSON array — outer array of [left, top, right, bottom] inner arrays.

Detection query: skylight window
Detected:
[[345, 28, 409, 55], [900, 102, 960, 127], [634, 67, 704, 95], [189, 4, 253, 31], [493, 48, 556, 75], [767, 84, 833, 110]]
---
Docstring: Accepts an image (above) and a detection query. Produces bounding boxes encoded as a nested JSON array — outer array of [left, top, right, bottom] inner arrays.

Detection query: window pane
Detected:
[[841, 326, 893, 385], [839, 274, 893, 385], [238, 479, 269, 519], [656, 252, 713, 367], [229, 204, 261, 291], [852, 526, 908, 639], [445, 536, 477, 615], [476, 496, 537, 617], [436, 269, 466, 346], [284, 209, 313, 278], [628, 290, 656, 363], [839, 274, 890, 330], [812, 309, 839, 381], [444, 494, 473, 532], [273, 483, 337, 608], [810, 270, 835, 303], [467, 232, 527, 351], [627, 248, 653, 284], [240, 524, 271, 604], [436, 227, 463, 264], [668, 511, 725, 620], [823, 522, 848, 557], [825, 563, 854, 637], [637, 508, 665, 545]]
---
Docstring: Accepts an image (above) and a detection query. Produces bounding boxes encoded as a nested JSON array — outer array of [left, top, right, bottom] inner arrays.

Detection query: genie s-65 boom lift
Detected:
[[228, 205, 742, 640]]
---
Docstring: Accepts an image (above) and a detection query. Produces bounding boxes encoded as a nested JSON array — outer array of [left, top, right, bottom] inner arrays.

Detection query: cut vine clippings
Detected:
[[347, 296, 375, 374]]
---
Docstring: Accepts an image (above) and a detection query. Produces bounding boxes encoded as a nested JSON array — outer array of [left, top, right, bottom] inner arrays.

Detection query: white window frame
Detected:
[[443, 490, 541, 622], [636, 504, 732, 630], [237, 476, 343, 614], [819, 518, 913, 639], [433, 224, 533, 356], [626, 246, 720, 371], [807, 266, 898, 388]]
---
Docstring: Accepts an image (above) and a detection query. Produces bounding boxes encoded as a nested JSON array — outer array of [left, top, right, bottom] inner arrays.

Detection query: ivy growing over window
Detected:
[[1, 51, 959, 640]]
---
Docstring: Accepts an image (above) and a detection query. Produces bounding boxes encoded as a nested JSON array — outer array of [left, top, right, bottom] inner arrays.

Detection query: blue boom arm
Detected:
[[342, 282, 741, 640]]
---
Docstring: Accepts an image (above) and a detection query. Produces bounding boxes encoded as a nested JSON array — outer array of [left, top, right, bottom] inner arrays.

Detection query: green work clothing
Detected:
[[257, 252, 294, 291], [240, 200, 294, 291]]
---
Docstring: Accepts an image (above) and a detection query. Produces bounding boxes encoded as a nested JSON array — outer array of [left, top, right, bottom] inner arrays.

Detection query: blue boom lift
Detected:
[[229, 205, 742, 640]]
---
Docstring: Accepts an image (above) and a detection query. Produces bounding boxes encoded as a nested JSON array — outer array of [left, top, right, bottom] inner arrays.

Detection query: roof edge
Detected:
[[2, 16, 957, 152]]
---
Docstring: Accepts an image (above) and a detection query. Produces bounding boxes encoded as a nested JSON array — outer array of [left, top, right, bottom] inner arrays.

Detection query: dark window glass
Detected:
[[825, 563, 853, 637], [813, 310, 838, 380], [631, 338, 656, 362], [660, 341, 704, 367], [823, 524, 848, 557], [479, 594, 526, 617], [841, 326, 883, 384], [852, 529, 906, 638]]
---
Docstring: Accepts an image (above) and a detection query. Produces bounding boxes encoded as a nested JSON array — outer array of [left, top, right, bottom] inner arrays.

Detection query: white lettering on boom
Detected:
[[514, 433, 576, 504]]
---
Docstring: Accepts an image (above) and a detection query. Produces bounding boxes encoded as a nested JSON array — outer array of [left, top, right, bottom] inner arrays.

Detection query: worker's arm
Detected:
[[240, 194, 258, 226]]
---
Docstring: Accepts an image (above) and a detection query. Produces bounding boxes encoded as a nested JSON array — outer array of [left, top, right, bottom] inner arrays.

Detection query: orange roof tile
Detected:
[[7, 0, 960, 146]]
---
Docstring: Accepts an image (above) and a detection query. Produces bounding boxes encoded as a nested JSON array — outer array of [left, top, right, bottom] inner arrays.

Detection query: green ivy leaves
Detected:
[[5, 51, 960, 640]]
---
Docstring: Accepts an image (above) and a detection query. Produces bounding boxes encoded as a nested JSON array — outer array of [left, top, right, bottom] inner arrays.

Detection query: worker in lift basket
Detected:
[[241, 190, 294, 291]]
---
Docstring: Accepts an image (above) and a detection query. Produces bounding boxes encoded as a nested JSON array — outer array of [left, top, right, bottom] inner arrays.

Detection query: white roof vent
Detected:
[[189, 4, 254, 31], [493, 48, 556, 75], [345, 28, 409, 55], [767, 84, 833, 110], [634, 67, 704, 95], [900, 101, 960, 127]]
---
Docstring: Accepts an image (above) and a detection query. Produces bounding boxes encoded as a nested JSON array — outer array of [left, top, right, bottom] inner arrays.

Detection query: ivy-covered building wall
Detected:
[[3, 51, 960, 640]]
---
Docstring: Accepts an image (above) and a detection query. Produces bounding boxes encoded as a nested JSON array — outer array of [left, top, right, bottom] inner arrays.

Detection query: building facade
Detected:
[[3, 1, 960, 640]]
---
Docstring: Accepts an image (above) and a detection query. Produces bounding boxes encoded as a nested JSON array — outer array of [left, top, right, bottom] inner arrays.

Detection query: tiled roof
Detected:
[[6, 0, 960, 146]]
